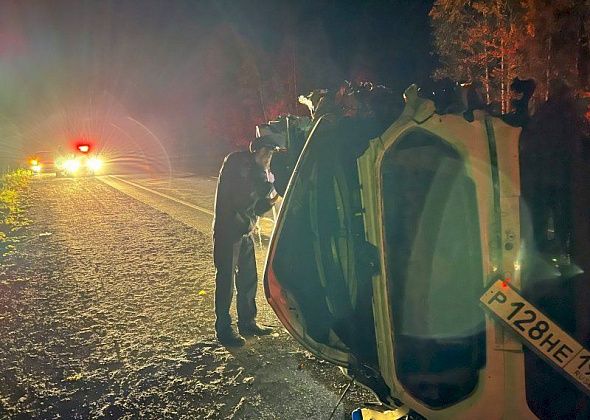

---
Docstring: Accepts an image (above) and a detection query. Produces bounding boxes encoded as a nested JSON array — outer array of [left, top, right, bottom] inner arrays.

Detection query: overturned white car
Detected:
[[264, 82, 590, 419]]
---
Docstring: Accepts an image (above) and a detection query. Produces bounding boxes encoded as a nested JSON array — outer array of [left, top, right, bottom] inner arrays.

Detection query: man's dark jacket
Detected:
[[213, 151, 274, 239]]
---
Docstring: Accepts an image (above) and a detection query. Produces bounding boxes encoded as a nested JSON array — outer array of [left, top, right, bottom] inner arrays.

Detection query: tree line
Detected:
[[430, 0, 590, 113]]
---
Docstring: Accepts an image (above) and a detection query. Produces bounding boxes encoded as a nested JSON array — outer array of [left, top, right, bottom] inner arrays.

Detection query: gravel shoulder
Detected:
[[0, 177, 373, 419]]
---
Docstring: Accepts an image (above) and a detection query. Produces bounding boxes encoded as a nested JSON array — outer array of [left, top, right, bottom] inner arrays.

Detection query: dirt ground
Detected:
[[0, 177, 374, 419]]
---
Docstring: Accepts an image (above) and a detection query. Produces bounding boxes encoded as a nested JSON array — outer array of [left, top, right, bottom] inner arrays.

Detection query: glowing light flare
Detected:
[[87, 157, 102, 172], [31, 164, 42, 173], [30, 159, 38, 166], [63, 159, 80, 173], [77, 144, 90, 153]]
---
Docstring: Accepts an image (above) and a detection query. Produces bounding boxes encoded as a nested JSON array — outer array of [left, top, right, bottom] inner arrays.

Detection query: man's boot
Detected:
[[238, 322, 273, 337], [217, 327, 246, 347]]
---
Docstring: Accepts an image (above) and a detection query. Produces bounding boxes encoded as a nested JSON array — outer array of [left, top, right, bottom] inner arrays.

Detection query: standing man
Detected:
[[212, 133, 281, 346]]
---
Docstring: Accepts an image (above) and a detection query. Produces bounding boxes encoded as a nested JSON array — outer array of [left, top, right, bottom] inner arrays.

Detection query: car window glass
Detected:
[[270, 121, 379, 366], [381, 129, 486, 408]]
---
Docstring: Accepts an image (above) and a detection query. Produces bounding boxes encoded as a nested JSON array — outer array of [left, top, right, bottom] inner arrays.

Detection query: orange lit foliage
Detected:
[[430, 0, 590, 111]]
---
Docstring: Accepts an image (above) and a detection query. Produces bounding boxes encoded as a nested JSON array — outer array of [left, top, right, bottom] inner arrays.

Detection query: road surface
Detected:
[[0, 175, 373, 419]]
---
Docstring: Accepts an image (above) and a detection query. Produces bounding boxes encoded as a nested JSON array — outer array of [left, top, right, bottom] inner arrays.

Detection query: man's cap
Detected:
[[249, 124, 287, 152], [249, 135, 284, 152]]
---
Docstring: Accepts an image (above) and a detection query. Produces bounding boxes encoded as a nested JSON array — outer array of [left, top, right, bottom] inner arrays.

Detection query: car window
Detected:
[[381, 129, 486, 408], [270, 119, 380, 366]]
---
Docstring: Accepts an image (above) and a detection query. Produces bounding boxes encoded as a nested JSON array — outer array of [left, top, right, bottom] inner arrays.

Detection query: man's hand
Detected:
[[269, 193, 281, 205], [268, 187, 280, 205]]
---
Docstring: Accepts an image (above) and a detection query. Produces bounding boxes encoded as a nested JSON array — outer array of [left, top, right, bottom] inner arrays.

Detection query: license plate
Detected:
[[481, 280, 590, 395]]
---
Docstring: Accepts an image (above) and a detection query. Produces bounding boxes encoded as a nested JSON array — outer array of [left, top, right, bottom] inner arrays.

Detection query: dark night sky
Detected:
[[0, 0, 436, 170], [221, 0, 436, 90]]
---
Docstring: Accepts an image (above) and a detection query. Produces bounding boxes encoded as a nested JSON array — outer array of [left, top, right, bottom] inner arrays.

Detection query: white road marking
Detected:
[[104, 175, 214, 216], [101, 175, 276, 227]]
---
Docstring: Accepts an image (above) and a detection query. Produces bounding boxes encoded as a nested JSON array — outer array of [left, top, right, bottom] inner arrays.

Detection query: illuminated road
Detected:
[[0, 176, 371, 419], [99, 175, 278, 242], [98, 175, 216, 236]]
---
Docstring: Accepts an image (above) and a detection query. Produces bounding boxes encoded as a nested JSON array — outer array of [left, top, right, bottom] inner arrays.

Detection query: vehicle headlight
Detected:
[[64, 159, 80, 173], [87, 157, 102, 171]]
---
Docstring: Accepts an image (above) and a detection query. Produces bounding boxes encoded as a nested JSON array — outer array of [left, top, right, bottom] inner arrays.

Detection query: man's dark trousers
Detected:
[[213, 233, 258, 334]]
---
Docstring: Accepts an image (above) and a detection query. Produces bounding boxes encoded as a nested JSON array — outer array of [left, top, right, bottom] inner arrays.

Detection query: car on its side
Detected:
[[264, 84, 590, 419]]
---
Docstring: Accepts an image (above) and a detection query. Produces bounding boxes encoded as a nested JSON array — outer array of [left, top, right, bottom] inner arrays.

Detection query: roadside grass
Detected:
[[0, 169, 33, 256]]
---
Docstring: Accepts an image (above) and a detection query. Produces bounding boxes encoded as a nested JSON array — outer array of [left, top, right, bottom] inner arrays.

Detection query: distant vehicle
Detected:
[[28, 151, 57, 175], [28, 144, 104, 177], [264, 84, 590, 419], [54, 143, 104, 177]]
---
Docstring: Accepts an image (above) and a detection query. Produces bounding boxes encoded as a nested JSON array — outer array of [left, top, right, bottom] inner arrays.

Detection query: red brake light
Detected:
[[78, 144, 90, 153]]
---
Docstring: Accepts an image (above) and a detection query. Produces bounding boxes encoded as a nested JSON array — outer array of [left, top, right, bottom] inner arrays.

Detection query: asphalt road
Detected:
[[0, 175, 373, 419]]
